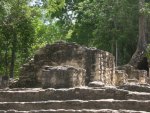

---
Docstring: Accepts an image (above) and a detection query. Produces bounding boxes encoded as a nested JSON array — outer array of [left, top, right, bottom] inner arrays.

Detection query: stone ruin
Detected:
[[10, 41, 115, 88], [1, 41, 150, 113], [9, 41, 150, 88]]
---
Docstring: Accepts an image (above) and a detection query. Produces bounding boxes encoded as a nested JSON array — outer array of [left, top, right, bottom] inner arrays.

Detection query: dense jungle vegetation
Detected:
[[0, 0, 150, 78]]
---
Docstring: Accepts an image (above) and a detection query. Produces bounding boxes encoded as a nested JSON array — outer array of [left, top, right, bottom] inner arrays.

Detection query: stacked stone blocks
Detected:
[[12, 42, 116, 88], [9, 41, 150, 88]]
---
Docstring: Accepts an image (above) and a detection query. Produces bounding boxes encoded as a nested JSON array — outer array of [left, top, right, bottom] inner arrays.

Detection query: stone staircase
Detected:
[[0, 86, 150, 113], [3, 42, 149, 113]]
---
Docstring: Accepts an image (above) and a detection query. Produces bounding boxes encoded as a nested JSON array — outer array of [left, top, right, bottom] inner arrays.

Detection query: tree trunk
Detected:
[[129, 0, 147, 68], [9, 28, 17, 78], [146, 16, 150, 43], [4, 45, 8, 76], [9, 0, 20, 78]]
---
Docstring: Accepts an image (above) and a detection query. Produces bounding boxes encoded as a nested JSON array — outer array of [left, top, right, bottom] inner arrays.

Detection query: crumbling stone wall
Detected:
[[12, 41, 115, 88], [87, 49, 115, 85], [8, 41, 150, 88], [0, 76, 9, 88], [117, 64, 148, 85], [84, 48, 115, 85], [113, 70, 128, 86], [41, 65, 86, 88]]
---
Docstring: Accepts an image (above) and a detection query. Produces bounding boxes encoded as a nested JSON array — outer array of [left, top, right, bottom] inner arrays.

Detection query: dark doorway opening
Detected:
[[137, 57, 149, 76]]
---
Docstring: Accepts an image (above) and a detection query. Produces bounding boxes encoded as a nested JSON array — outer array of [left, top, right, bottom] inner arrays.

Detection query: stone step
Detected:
[[118, 84, 150, 93], [127, 92, 150, 100], [0, 109, 149, 113], [1, 87, 150, 102], [0, 87, 128, 102], [0, 100, 150, 112]]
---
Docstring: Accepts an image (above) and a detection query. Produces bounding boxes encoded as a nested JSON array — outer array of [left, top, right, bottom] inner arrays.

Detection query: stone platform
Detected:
[[10, 41, 116, 88], [1, 42, 150, 112], [0, 86, 150, 112]]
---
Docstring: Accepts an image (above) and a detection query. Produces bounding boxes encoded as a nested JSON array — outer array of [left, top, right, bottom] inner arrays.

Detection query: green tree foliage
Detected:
[[47, 0, 141, 65], [0, 0, 35, 77], [0, 0, 149, 77], [31, 0, 66, 50], [66, 0, 139, 65], [0, 0, 66, 77]]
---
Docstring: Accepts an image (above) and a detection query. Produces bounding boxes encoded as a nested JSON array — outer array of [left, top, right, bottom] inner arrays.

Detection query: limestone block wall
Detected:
[[83, 48, 115, 85], [11, 41, 116, 88], [117, 64, 148, 85], [132, 70, 147, 84], [12, 61, 37, 87], [34, 42, 86, 68], [113, 70, 128, 86], [98, 51, 115, 85], [87, 50, 115, 85], [41, 66, 85, 88]]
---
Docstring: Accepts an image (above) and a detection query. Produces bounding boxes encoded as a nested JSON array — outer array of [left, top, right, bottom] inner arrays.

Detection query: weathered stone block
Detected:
[[116, 64, 134, 78], [41, 65, 86, 88], [113, 70, 128, 86], [0, 76, 9, 88], [127, 79, 139, 85], [119, 84, 150, 92], [117, 64, 148, 85], [131, 70, 147, 82], [11, 41, 115, 88], [138, 70, 147, 84], [91, 50, 115, 85], [147, 77, 150, 84], [88, 81, 105, 87]]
